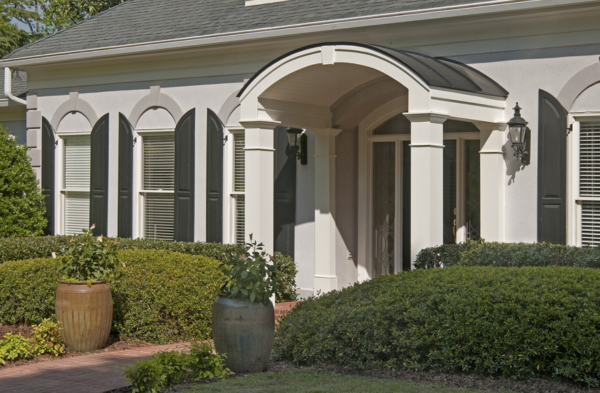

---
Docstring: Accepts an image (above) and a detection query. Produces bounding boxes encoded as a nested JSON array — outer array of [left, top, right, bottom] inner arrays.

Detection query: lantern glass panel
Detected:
[[510, 125, 525, 144], [287, 131, 299, 148]]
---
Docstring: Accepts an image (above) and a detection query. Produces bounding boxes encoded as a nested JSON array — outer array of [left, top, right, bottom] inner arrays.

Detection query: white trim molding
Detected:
[[50, 92, 98, 130], [128, 86, 184, 128]]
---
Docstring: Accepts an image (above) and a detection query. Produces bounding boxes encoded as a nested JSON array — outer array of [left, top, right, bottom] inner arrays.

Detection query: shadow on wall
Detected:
[[505, 137, 526, 185]]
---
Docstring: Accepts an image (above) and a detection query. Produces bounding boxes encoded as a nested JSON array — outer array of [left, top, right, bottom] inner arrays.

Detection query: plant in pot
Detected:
[[212, 235, 279, 373], [55, 225, 117, 352]]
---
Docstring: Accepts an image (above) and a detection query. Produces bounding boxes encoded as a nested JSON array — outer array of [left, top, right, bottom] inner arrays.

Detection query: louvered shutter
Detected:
[[41, 118, 55, 235], [274, 126, 296, 258], [64, 136, 91, 235], [174, 109, 195, 242], [206, 110, 223, 243], [537, 90, 567, 244], [233, 133, 245, 244], [118, 114, 134, 238], [90, 114, 109, 236], [580, 122, 600, 246], [143, 134, 175, 240]]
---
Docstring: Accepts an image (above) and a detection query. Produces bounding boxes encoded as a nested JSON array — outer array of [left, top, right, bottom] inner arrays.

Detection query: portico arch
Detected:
[[238, 42, 508, 293]]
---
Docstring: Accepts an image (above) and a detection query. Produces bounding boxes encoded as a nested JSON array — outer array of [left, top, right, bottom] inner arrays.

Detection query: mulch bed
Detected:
[[105, 361, 600, 393], [0, 323, 155, 370]]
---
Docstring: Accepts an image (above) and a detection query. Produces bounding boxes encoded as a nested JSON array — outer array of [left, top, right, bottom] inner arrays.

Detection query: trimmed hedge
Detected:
[[274, 266, 600, 386], [0, 250, 225, 343], [0, 236, 299, 302], [414, 240, 600, 269]]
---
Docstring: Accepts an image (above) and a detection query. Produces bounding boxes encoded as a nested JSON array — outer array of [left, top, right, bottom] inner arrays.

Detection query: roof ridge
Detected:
[[3, 0, 138, 59]]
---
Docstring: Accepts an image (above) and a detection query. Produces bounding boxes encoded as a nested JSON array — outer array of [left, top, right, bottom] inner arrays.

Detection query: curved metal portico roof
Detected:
[[238, 42, 508, 99]]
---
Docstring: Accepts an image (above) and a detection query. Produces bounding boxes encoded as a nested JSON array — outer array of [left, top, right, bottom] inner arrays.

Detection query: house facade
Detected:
[[1, 0, 600, 297]]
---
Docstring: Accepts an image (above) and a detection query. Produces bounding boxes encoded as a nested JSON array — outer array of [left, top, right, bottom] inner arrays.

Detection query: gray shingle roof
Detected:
[[4, 0, 486, 60], [0, 70, 27, 100]]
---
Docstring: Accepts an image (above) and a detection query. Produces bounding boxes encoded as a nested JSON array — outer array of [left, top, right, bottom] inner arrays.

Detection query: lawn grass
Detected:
[[181, 370, 516, 392]]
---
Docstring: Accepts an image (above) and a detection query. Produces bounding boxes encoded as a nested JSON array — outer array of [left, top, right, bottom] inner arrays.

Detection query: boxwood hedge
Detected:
[[0, 250, 225, 343], [0, 236, 298, 302], [274, 266, 600, 386], [414, 240, 600, 269]]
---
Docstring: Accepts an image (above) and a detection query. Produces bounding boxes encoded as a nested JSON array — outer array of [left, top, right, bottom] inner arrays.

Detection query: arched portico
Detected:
[[238, 43, 508, 293]]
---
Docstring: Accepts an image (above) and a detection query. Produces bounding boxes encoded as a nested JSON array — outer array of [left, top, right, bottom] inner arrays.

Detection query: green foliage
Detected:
[[125, 343, 228, 393], [222, 238, 278, 306], [0, 257, 61, 325], [57, 227, 117, 281], [110, 250, 225, 343], [0, 126, 47, 237], [414, 239, 600, 270], [273, 252, 298, 302], [0, 1, 40, 57], [31, 318, 65, 357], [274, 266, 600, 387], [40, 0, 127, 33], [0, 333, 31, 365]]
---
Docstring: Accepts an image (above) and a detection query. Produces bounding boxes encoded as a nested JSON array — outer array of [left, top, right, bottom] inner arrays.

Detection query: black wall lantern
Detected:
[[508, 103, 530, 165], [286, 127, 308, 165]]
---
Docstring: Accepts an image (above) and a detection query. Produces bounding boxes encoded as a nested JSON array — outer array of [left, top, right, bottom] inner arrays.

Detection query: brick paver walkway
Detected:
[[0, 343, 189, 393]]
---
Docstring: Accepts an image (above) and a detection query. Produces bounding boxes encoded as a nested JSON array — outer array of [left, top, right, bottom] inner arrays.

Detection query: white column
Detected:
[[404, 113, 447, 266], [476, 122, 506, 242], [312, 128, 341, 293], [240, 120, 279, 255]]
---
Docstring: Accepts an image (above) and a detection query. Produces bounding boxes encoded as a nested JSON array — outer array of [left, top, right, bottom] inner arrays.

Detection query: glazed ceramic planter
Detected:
[[55, 280, 113, 352], [212, 294, 275, 373]]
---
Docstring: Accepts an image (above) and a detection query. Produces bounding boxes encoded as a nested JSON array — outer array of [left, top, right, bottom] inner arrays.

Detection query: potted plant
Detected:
[[212, 235, 278, 373], [55, 225, 117, 352]]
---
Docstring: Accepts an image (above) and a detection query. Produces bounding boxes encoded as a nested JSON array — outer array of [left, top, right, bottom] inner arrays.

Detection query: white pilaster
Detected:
[[404, 113, 447, 265], [312, 128, 342, 293], [240, 120, 279, 255], [476, 122, 507, 242]]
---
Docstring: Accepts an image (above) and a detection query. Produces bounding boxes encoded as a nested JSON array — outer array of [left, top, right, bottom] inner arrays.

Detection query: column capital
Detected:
[[403, 112, 448, 124], [239, 120, 280, 130], [311, 128, 342, 137], [473, 121, 507, 132]]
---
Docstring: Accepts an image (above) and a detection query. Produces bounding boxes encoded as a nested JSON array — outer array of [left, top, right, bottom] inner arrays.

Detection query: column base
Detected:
[[314, 275, 338, 294]]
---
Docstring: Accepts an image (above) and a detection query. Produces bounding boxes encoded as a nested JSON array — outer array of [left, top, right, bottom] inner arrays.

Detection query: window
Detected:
[[232, 133, 245, 244], [63, 136, 91, 235], [580, 121, 600, 246], [142, 134, 175, 240]]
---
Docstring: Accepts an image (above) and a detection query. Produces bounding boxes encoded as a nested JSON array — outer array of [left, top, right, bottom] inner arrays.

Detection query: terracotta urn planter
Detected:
[[55, 280, 113, 352], [212, 294, 275, 373]]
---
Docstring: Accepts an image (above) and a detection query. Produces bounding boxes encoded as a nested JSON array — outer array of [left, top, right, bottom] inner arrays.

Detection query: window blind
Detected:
[[580, 122, 600, 246], [234, 134, 245, 192], [142, 134, 175, 240], [63, 136, 91, 235], [233, 133, 245, 244]]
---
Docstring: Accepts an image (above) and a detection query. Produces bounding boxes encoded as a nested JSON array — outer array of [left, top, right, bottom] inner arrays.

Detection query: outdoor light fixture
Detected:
[[508, 103, 530, 165], [12, 69, 21, 82], [285, 127, 308, 165]]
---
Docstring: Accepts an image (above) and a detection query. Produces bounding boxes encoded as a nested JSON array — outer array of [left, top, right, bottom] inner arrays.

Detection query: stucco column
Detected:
[[404, 113, 447, 266], [239, 120, 279, 255], [476, 122, 506, 242], [312, 128, 342, 293]]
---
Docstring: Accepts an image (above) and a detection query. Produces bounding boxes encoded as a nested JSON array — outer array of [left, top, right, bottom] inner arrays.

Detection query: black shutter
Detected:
[[175, 109, 195, 242], [90, 114, 110, 236], [537, 90, 567, 244], [118, 114, 134, 238], [41, 118, 55, 236], [274, 127, 296, 258], [206, 110, 223, 243]]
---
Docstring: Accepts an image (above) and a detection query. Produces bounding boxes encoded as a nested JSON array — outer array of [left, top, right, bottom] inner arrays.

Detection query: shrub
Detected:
[[414, 239, 600, 269], [0, 333, 32, 365], [0, 250, 226, 343], [274, 266, 600, 387], [0, 236, 299, 305], [31, 319, 65, 357], [124, 343, 228, 392], [111, 250, 225, 343], [0, 126, 47, 238], [273, 252, 298, 302], [0, 257, 61, 325]]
